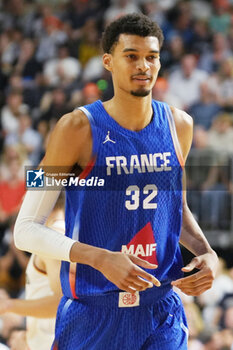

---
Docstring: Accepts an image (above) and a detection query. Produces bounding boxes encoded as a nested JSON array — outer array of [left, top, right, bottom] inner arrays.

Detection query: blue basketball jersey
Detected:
[[61, 99, 184, 300]]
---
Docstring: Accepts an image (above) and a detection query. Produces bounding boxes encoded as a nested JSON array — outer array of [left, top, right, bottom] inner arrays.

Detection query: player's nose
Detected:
[[136, 58, 150, 72]]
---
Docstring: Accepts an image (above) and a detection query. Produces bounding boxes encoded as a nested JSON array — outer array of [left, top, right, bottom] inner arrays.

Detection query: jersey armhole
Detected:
[[77, 106, 98, 179], [164, 104, 185, 169], [78, 106, 99, 155]]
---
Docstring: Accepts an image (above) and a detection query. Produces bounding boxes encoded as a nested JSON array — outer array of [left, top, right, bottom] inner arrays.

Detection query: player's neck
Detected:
[[104, 93, 153, 131]]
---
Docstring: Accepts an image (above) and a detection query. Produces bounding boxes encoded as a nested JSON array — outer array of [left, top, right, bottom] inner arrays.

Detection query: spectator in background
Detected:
[[0, 29, 21, 76], [199, 32, 231, 74], [0, 90, 29, 136], [104, 0, 140, 25], [78, 19, 101, 67], [0, 0, 27, 32], [82, 55, 105, 83], [4, 72, 43, 115], [191, 19, 212, 57], [197, 258, 233, 331], [188, 81, 221, 130], [4, 106, 42, 166], [36, 7, 67, 63], [4, 74, 24, 103], [209, 0, 231, 34], [32, 121, 50, 163], [69, 82, 102, 110], [82, 82, 102, 105], [140, 0, 166, 27], [160, 34, 185, 73], [190, 0, 212, 23], [0, 143, 29, 182], [154, 0, 180, 12], [0, 143, 27, 245], [165, 1, 194, 50], [207, 113, 233, 155], [40, 87, 70, 130], [218, 278, 233, 330], [14, 38, 42, 84], [43, 43, 81, 88], [168, 54, 208, 110], [199, 330, 223, 350], [208, 57, 233, 112], [62, 0, 99, 30], [0, 158, 25, 227], [152, 76, 183, 109]]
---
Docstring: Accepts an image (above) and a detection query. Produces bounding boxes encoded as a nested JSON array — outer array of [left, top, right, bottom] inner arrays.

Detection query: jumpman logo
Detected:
[[103, 131, 116, 144]]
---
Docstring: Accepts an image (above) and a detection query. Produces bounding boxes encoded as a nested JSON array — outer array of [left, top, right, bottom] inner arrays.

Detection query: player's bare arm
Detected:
[[171, 107, 218, 296]]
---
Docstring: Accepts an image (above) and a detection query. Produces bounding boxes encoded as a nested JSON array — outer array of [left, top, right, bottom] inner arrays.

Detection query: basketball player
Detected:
[[14, 13, 218, 350], [0, 197, 65, 350]]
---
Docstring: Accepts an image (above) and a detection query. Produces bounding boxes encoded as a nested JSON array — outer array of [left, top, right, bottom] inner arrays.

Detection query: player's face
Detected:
[[103, 34, 161, 97]]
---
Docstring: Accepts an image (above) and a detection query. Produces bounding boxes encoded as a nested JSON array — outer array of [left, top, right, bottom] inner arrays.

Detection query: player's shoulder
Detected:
[[57, 108, 90, 132], [44, 107, 92, 166], [170, 106, 193, 131]]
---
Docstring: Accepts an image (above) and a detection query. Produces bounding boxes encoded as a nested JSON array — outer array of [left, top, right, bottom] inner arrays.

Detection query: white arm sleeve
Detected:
[[14, 185, 76, 262]]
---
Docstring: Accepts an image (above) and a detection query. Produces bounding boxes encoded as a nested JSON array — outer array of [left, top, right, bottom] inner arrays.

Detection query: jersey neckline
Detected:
[[97, 99, 156, 137]]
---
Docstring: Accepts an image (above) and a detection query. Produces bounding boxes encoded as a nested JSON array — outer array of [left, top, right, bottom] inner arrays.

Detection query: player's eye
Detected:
[[126, 54, 137, 59], [148, 55, 159, 60]]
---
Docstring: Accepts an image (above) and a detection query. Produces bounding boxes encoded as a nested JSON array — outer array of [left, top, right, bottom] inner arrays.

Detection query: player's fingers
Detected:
[[177, 281, 213, 296], [127, 281, 150, 292], [119, 283, 137, 294], [171, 270, 208, 286], [172, 273, 213, 289], [182, 256, 205, 272], [129, 255, 158, 269], [126, 276, 153, 289], [133, 266, 161, 287]]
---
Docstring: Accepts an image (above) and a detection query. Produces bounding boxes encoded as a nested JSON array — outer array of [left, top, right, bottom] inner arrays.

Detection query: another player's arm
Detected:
[[0, 258, 62, 318], [14, 110, 159, 293], [2, 218, 63, 318], [171, 107, 218, 296]]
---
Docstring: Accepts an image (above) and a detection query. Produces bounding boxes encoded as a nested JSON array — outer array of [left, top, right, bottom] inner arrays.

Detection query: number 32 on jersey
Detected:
[[125, 184, 158, 210]]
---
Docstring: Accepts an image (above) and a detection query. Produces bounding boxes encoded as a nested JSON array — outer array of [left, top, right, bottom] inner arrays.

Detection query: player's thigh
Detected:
[[142, 294, 188, 350]]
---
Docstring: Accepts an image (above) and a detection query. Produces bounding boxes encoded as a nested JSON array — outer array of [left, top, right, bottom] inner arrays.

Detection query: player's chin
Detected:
[[130, 88, 151, 97]]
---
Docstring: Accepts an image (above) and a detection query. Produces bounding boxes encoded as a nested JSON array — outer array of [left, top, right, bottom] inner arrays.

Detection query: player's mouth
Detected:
[[131, 75, 152, 85]]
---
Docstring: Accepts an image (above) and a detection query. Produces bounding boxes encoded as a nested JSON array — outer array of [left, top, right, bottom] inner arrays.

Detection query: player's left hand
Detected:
[[171, 251, 218, 296]]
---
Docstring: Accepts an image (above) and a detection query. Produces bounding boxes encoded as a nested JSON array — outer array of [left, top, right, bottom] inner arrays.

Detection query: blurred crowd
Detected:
[[0, 0, 233, 348]]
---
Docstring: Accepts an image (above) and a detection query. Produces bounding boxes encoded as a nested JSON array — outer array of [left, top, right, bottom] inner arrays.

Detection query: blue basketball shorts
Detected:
[[52, 289, 188, 350]]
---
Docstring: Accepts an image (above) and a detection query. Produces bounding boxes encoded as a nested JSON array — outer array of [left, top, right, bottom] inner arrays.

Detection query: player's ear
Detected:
[[103, 53, 113, 72]]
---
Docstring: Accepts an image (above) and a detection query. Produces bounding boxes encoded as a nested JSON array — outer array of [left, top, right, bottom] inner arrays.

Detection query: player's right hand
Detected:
[[97, 251, 160, 293]]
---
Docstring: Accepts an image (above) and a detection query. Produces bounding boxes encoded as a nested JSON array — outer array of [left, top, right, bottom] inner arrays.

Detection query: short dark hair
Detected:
[[102, 13, 164, 53]]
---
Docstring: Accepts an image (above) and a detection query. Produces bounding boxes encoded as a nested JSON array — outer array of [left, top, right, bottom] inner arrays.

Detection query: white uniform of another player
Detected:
[[25, 220, 64, 350], [25, 254, 56, 350]]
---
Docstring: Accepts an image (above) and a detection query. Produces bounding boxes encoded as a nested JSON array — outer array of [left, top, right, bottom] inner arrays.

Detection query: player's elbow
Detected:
[[14, 215, 31, 251]]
